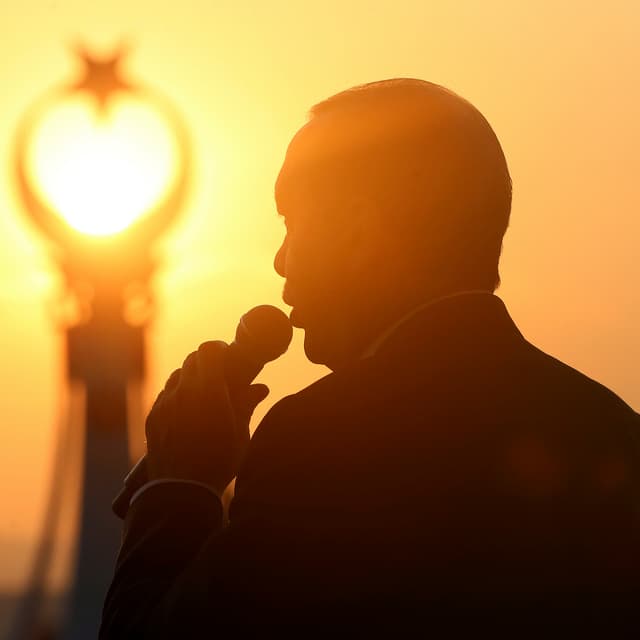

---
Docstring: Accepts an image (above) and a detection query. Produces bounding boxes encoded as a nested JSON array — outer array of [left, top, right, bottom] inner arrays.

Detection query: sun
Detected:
[[27, 95, 176, 237], [23, 46, 179, 238]]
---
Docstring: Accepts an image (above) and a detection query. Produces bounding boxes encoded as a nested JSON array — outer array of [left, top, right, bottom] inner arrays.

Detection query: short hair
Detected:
[[306, 78, 512, 291]]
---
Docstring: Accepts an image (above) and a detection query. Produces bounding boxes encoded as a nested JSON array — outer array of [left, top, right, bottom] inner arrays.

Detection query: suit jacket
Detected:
[[100, 294, 640, 637]]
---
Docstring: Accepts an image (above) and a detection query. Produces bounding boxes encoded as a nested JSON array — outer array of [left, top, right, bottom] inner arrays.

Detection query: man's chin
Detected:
[[291, 311, 346, 370], [290, 310, 330, 364], [302, 330, 323, 364], [303, 329, 346, 371], [289, 308, 304, 328]]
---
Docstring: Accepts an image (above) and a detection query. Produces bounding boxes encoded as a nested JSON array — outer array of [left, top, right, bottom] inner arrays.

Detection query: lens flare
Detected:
[[28, 96, 176, 236]]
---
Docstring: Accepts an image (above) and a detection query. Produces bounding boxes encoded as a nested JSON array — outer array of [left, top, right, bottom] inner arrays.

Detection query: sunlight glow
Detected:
[[29, 96, 176, 236]]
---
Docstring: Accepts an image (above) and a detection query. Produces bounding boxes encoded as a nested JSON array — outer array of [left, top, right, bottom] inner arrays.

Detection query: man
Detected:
[[101, 79, 640, 637]]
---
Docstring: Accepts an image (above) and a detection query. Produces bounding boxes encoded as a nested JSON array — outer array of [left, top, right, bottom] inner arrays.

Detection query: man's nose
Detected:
[[274, 237, 287, 278]]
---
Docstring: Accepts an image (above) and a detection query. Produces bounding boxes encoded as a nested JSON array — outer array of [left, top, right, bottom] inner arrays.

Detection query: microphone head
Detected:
[[234, 305, 293, 365]]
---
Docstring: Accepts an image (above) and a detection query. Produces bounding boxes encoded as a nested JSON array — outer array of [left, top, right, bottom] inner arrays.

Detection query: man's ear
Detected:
[[339, 195, 388, 277]]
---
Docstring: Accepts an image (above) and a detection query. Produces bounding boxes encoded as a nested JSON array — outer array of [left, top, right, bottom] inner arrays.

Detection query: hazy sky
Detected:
[[0, 0, 638, 591]]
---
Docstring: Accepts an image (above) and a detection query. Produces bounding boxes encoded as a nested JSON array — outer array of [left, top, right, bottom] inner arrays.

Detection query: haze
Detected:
[[0, 0, 638, 594]]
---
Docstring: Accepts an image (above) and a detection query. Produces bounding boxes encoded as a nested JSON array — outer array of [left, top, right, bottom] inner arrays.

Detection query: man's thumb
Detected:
[[246, 383, 270, 408]]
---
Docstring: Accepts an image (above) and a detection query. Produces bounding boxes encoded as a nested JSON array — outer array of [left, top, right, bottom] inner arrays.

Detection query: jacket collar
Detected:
[[362, 290, 495, 358], [369, 292, 526, 364]]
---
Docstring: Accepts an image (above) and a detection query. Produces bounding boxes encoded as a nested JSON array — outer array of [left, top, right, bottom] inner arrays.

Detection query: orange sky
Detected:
[[0, 1, 638, 592]]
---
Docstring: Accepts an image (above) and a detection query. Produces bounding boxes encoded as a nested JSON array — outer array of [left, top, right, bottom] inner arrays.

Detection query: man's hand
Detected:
[[145, 340, 270, 497]]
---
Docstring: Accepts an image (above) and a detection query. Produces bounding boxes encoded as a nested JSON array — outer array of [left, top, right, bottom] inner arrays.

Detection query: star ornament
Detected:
[[69, 44, 136, 114]]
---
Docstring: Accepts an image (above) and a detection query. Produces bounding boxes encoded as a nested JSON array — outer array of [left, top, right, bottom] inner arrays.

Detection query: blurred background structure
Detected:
[[8, 45, 190, 638], [0, 1, 638, 638]]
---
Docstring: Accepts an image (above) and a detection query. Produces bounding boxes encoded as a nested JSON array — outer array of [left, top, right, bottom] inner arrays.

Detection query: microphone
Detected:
[[112, 305, 293, 519]]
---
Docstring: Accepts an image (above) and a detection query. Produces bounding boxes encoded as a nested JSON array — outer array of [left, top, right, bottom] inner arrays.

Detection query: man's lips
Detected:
[[282, 284, 304, 327], [282, 283, 293, 307]]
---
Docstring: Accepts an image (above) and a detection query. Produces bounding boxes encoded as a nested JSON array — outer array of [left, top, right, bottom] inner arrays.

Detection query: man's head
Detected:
[[274, 78, 512, 370]]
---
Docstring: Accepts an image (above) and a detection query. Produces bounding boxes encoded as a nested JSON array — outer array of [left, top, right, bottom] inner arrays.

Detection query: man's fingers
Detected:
[[232, 384, 270, 429], [178, 351, 199, 386], [246, 383, 270, 407], [195, 341, 229, 393], [144, 339, 259, 492], [164, 368, 182, 392], [176, 341, 227, 393]]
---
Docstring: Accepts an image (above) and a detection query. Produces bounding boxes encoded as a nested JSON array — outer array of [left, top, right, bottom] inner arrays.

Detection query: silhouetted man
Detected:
[[101, 79, 640, 637]]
